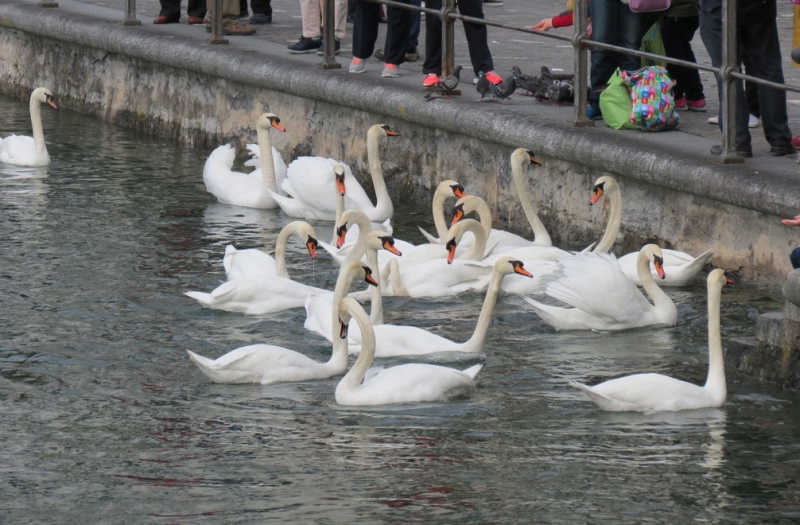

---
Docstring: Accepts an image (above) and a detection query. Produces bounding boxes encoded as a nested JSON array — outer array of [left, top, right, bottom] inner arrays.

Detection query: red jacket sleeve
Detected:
[[552, 11, 573, 28]]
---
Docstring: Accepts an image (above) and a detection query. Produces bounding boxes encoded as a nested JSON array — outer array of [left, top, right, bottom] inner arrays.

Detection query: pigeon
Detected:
[[424, 65, 463, 100], [476, 71, 493, 102], [492, 76, 516, 104], [511, 65, 542, 96]]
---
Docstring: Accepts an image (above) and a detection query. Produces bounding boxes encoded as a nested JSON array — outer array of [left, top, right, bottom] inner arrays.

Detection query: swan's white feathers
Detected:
[[203, 144, 277, 208], [570, 374, 720, 413]]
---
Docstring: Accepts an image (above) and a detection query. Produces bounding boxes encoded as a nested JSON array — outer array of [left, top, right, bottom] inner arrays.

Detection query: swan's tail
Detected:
[[569, 380, 614, 406], [417, 225, 440, 244], [222, 244, 238, 276], [184, 291, 213, 307], [462, 363, 483, 379], [684, 249, 714, 272], [186, 349, 216, 370]]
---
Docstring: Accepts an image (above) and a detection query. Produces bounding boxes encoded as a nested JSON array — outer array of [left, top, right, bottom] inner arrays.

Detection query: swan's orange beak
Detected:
[[270, 117, 286, 132], [512, 260, 534, 277], [338, 317, 349, 339], [653, 256, 666, 279], [336, 172, 346, 196], [590, 183, 605, 205], [527, 150, 541, 165], [452, 184, 466, 199], [383, 125, 400, 137], [451, 204, 465, 226], [306, 236, 318, 259], [363, 266, 378, 287], [46, 95, 58, 109], [446, 238, 457, 264], [381, 237, 402, 256], [335, 224, 348, 249]]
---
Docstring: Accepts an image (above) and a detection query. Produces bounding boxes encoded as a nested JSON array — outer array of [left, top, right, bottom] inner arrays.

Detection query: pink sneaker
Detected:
[[686, 98, 707, 112], [674, 97, 688, 110], [484, 70, 503, 85], [423, 73, 440, 87]]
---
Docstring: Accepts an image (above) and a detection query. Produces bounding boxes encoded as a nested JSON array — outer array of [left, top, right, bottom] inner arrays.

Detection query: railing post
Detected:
[[207, 0, 229, 45], [319, 0, 341, 69], [718, 0, 743, 163], [122, 0, 140, 25], [572, 0, 592, 127], [442, 0, 456, 78]]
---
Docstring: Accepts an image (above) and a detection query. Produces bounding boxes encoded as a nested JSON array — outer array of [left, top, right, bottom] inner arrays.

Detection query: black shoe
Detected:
[[483, 0, 504, 5], [769, 144, 796, 156], [373, 48, 385, 61], [316, 38, 341, 55], [250, 13, 271, 24], [287, 36, 322, 53], [710, 144, 753, 158]]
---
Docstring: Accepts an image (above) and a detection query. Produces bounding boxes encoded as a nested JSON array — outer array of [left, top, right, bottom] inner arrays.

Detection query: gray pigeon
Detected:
[[424, 65, 463, 100], [492, 76, 516, 104], [476, 71, 493, 102], [511, 65, 541, 96]]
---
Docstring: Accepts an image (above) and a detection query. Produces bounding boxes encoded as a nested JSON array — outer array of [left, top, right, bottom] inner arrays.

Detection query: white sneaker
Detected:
[[708, 114, 761, 128], [349, 57, 366, 74], [708, 115, 718, 125]]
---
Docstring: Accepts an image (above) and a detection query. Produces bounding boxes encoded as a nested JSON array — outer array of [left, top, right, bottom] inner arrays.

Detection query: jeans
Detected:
[[588, 0, 643, 105], [659, 15, 704, 101]]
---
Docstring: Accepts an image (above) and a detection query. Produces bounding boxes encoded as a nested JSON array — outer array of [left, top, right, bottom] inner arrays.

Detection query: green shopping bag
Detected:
[[599, 68, 638, 130], [641, 23, 667, 68]]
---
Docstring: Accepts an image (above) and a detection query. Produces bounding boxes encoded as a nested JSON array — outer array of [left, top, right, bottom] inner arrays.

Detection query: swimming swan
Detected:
[[223, 221, 318, 281], [417, 179, 468, 244], [202, 113, 286, 209], [590, 175, 713, 287], [186, 263, 378, 384], [570, 268, 727, 412], [334, 297, 482, 406], [523, 244, 678, 331], [0, 87, 58, 167]]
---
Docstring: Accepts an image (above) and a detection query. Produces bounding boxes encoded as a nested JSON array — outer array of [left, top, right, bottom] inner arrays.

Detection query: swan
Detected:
[[347, 257, 533, 357], [570, 269, 727, 412], [334, 297, 483, 406], [272, 124, 399, 222], [508, 148, 553, 247], [185, 263, 378, 385], [202, 113, 286, 209], [0, 87, 58, 167], [320, 207, 412, 264], [417, 179, 468, 244], [223, 221, 318, 281], [590, 175, 714, 287], [242, 139, 288, 196], [523, 244, 678, 331]]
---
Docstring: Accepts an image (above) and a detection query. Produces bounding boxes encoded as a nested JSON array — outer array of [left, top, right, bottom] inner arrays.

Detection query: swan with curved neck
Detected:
[[589, 175, 713, 286], [417, 179, 468, 244], [570, 269, 727, 412], [202, 113, 286, 209], [186, 263, 377, 385], [523, 244, 678, 331], [334, 297, 483, 406], [272, 124, 399, 221], [0, 87, 58, 167], [347, 257, 533, 357], [223, 221, 318, 281], [509, 148, 553, 246]]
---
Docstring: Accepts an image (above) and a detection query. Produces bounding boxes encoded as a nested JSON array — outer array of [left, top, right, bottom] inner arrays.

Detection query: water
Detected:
[[1, 94, 799, 524]]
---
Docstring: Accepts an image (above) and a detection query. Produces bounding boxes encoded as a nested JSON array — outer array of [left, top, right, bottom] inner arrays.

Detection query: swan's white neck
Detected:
[[366, 126, 393, 218], [470, 197, 494, 239], [704, 277, 726, 400], [256, 124, 278, 195], [339, 303, 377, 390], [333, 181, 345, 244], [364, 242, 384, 325], [637, 248, 672, 310], [342, 214, 372, 264], [29, 95, 48, 160], [510, 153, 552, 246], [593, 182, 622, 253], [329, 266, 364, 370], [274, 223, 304, 278], [451, 220, 488, 261], [432, 183, 454, 242], [459, 268, 509, 352]]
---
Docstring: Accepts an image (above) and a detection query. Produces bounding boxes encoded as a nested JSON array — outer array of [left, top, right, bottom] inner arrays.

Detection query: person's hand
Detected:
[[782, 214, 800, 226], [532, 18, 554, 31]]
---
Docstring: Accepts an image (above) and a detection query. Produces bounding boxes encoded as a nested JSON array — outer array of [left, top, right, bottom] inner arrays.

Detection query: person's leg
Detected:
[[205, 0, 240, 22], [301, 0, 322, 38], [333, 0, 348, 40], [352, 0, 380, 59], [659, 16, 688, 99], [589, 0, 622, 105], [157, 0, 181, 19], [741, 57, 761, 119], [239, 0, 247, 16], [187, 0, 206, 18], [384, 0, 413, 65], [616, 3, 643, 72], [457, 0, 494, 76], [422, 0, 442, 75], [250, 0, 273, 17], [407, 0, 421, 54]]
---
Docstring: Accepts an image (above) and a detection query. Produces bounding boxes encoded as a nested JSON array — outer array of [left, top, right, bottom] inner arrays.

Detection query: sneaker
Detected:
[[749, 114, 761, 128], [473, 76, 479, 85], [316, 37, 341, 55], [687, 98, 707, 112], [710, 144, 753, 158], [374, 48, 385, 61], [187, 15, 204, 24], [349, 57, 366, 73], [404, 49, 420, 62], [423, 73, 440, 87], [791, 136, 800, 149], [382, 63, 400, 78], [708, 115, 719, 125], [586, 104, 602, 120], [769, 144, 795, 156], [674, 97, 688, 110], [484, 70, 503, 85], [250, 13, 271, 24], [483, 0, 504, 5], [287, 36, 322, 53], [220, 20, 256, 35]]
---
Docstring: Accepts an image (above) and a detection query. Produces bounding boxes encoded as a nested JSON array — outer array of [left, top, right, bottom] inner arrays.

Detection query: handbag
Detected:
[[629, 0, 671, 12]]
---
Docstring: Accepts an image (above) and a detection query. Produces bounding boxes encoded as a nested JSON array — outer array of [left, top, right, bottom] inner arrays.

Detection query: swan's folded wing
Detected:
[[283, 156, 341, 217], [418, 226, 441, 245]]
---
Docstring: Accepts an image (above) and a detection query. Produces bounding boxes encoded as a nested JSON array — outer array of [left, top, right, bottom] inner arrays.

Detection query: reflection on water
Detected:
[[1, 94, 799, 524]]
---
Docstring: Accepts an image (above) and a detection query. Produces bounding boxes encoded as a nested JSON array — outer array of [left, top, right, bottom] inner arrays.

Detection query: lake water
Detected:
[[1, 93, 798, 524]]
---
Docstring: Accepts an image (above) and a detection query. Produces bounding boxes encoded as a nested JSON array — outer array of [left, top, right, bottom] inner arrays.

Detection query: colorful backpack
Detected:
[[621, 66, 679, 131]]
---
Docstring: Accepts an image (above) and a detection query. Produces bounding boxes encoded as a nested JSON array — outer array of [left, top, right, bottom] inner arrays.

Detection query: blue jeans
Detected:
[[588, 0, 643, 105]]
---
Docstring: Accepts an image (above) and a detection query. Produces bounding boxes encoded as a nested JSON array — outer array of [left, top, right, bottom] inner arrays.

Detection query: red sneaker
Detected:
[[484, 70, 503, 85], [792, 135, 800, 149], [686, 98, 707, 112], [423, 73, 440, 87], [674, 97, 688, 110]]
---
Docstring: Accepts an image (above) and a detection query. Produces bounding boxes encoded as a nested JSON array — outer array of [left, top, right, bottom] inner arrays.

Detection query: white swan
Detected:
[[334, 297, 482, 406], [320, 207, 412, 264], [508, 148, 553, 247], [223, 221, 318, 281], [348, 257, 533, 357], [0, 87, 58, 167], [570, 268, 727, 412], [273, 124, 399, 222], [202, 113, 286, 209], [185, 263, 377, 385], [417, 179, 468, 244], [523, 244, 678, 331], [242, 139, 288, 196], [590, 175, 714, 287]]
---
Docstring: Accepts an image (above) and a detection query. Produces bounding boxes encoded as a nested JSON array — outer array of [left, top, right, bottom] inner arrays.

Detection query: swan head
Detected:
[[32, 87, 57, 109], [640, 244, 666, 279], [438, 180, 467, 199], [335, 222, 349, 249], [257, 113, 285, 132], [373, 124, 400, 137], [494, 256, 534, 278], [450, 195, 485, 226], [512, 148, 541, 167], [306, 234, 318, 260], [590, 175, 618, 206], [337, 297, 367, 339], [364, 231, 402, 256], [708, 268, 727, 289], [334, 164, 346, 196], [335, 210, 370, 249], [445, 219, 482, 264]]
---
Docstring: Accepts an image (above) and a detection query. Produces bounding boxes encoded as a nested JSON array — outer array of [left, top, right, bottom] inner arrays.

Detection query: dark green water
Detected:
[[1, 94, 798, 524]]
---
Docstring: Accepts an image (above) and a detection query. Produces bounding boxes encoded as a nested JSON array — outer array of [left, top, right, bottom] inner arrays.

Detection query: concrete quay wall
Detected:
[[2, 2, 800, 289]]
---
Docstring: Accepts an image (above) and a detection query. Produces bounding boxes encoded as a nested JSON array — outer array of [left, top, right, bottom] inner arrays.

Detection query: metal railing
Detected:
[[97, 0, 800, 163]]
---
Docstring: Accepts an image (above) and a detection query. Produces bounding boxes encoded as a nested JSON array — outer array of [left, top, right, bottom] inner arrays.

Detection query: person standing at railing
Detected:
[[238, 0, 273, 24], [153, 0, 206, 25], [203, 0, 256, 34], [421, 0, 503, 88], [659, 0, 707, 112], [532, 0, 577, 33], [349, 0, 413, 77], [698, 0, 794, 157], [287, 0, 348, 54]]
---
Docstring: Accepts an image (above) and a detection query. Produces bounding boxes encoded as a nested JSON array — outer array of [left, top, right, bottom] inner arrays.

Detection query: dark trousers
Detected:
[[422, 0, 493, 76], [352, 0, 412, 63], [159, 0, 206, 18], [699, 0, 792, 149], [588, 0, 643, 104], [239, 0, 272, 16], [659, 15, 704, 101]]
